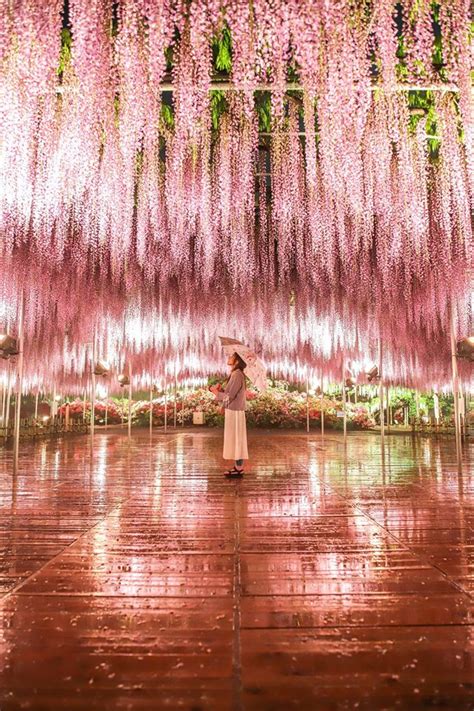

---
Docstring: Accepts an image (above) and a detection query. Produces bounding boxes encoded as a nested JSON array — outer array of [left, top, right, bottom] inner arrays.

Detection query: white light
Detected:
[[96, 384, 108, 399]]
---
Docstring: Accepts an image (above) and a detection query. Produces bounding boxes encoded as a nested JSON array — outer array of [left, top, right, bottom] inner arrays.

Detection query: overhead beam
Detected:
[[56, 82, 461, 95], [158, 81, 460, 93]]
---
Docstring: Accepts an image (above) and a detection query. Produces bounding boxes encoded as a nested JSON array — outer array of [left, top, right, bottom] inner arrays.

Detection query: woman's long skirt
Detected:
[[223, 409, 249, 460]]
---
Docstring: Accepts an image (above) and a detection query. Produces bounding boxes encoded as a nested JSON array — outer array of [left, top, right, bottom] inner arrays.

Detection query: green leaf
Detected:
[[160, 103, 174, 130], [57, 28, 72, 76], [213, 26, 232, 74], [256, 93, 272, 132], [165, 44, 174, 73], [210, 90, 227, 130]]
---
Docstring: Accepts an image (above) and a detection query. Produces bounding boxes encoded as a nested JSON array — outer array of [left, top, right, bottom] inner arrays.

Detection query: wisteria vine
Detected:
[[0, 0, 472, 388]]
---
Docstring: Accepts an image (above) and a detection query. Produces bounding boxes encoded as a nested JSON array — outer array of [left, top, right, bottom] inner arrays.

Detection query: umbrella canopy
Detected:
[[219, 337, 267, 391]]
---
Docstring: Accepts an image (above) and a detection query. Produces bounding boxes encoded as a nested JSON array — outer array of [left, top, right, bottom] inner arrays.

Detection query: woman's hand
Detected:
[[210, 384, 220, 395]]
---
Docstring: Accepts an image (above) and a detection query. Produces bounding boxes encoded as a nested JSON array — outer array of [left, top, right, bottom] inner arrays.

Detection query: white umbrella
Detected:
[[219, 336, 267, 391]]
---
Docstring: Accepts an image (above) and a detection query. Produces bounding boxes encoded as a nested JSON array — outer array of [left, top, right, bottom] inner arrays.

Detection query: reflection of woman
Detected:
[[211, 352, 248, 477]]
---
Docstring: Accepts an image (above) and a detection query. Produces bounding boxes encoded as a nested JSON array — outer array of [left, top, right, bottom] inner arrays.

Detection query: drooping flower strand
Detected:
[[372, 0, 399, 92], [0, 0, 472, 341], [62, 0, 114, 261], [226, 0, 257, 117], [435, 95, 472, 267], [400, 0, 436, 82], [212, 94, 257, 286], [270, 99, 307, 284], [2, 254, 471, 393], [439, 0, 474, 207], [114, 0, 150, 267], [0, 0, 63, 247]]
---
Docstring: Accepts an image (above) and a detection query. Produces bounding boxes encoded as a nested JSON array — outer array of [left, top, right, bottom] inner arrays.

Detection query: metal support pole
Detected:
[[342, 381, 347, 443], [5, 368, 12, 432], [433, 387, 440, 429], [1, 365, 9, 426], [450, 313, 462, 471], [1, 381, 4, 428], [342, 356, 347, 444], [386, 386, 391, 433], [128, 363, 132, 440], [182, 382, 186, 428], [306, 378, 310, 434], [320, 375, 325, 438], [13, 292, 25, 470], [83, 388, 87, 423], [379, 338, 385, 449], [91, 337, 96, 441], [459, 383, 466, 439], [164, 378, 168, 433], [149, 387, 153, 435], [173, 368, 177, 428], [0, 382, 4, 426]]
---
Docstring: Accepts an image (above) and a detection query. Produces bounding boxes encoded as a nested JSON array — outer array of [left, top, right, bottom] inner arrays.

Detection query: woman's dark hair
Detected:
[[232, 352, 247, 371]]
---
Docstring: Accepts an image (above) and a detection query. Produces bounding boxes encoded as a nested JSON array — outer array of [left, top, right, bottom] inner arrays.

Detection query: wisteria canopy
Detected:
[[0, 0, 472, 392]]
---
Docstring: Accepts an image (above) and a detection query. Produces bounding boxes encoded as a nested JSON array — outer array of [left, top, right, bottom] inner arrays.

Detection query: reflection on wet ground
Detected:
[[0, 430, 473, 710]]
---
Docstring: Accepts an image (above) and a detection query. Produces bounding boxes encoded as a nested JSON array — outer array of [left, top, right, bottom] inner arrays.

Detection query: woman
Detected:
[[211, 352, 248, 477]]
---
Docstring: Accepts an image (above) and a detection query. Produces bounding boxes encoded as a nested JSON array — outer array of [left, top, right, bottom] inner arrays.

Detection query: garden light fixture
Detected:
[[94, 360, 110, 376], [456, 338, 474, 362], [0, 334, 19, 360]]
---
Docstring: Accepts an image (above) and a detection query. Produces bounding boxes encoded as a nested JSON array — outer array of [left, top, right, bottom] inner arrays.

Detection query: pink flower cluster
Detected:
[[0, 1, 472, 392]]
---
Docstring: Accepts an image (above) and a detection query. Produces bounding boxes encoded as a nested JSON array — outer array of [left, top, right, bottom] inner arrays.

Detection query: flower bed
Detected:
[[59, 387, 376, 430], [58, 399, 123, 424], [176, 387, 375, 430]]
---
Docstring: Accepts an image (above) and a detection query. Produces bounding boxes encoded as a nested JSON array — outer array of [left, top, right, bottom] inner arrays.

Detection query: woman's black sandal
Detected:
[[225, 467, 244, 477]]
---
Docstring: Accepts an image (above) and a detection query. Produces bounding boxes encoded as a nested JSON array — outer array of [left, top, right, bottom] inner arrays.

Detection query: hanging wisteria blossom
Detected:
[[0, 0, 472, 389]]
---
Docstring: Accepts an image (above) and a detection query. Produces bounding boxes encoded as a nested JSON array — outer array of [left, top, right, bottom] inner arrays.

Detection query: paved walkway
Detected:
[[0, 430, 473, 710]]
